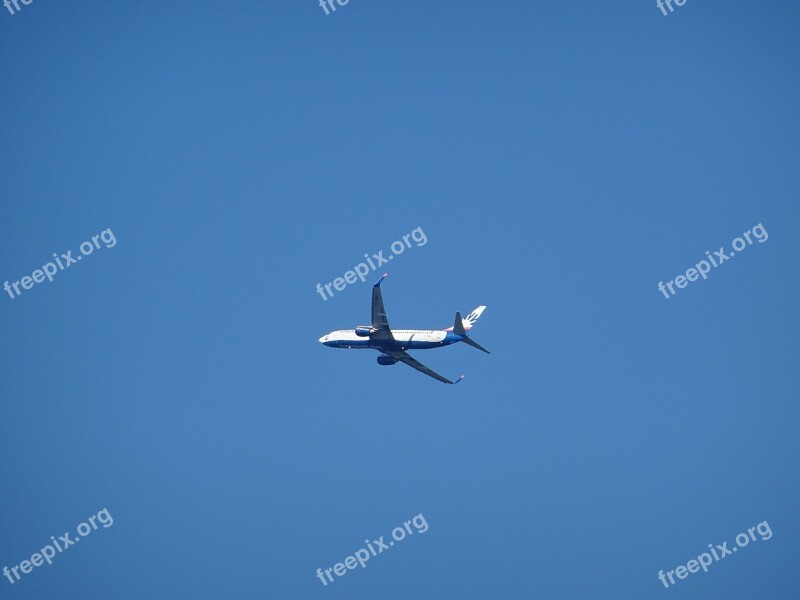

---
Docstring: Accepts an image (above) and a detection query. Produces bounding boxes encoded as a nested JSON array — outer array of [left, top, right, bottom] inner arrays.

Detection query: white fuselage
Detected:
[[319, 328, 461, 351]]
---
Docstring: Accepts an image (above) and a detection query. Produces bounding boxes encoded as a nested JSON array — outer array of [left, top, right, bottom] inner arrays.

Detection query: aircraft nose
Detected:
[[319, 335, 328, 344]]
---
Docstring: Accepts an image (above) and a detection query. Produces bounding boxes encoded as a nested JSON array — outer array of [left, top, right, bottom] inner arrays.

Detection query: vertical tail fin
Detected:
[[445, 306, 486, 331]]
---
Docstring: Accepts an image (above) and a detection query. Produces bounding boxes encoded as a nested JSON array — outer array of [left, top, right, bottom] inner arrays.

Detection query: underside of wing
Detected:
[[371, 273, 393, 341], [384, 350, 455, 384]]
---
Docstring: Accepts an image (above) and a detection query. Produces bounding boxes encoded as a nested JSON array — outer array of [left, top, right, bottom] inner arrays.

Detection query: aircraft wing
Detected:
[[384, 350, 456, 384], [371, 274, 393, 341]]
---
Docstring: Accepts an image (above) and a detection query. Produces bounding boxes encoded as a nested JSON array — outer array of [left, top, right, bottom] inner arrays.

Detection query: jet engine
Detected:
[[355, 326, 376, 337], [377, 354, 398, 366]]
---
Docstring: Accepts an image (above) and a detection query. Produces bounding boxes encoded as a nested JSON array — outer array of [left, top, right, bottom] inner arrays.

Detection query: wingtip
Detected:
[[454, 374, 465, 384]]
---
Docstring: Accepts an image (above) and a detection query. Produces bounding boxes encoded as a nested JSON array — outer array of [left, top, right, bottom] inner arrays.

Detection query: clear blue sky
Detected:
[[1, 1, 798, 598]]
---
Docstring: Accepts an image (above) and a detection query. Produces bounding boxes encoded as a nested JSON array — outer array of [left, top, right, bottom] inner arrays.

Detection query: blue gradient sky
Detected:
[[1, 1, 799, 598]]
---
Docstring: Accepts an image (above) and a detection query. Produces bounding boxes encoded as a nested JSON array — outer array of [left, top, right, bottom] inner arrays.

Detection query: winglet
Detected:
[[454, 374, 465, 384], [374, 273, 388, 287]]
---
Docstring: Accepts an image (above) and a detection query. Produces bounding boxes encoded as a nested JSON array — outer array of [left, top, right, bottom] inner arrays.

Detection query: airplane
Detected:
[[318, 273, 489, 384]]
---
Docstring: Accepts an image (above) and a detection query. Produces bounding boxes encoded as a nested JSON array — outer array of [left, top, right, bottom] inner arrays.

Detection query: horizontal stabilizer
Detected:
[[461, 336, 490, 354], [453, 312, 490, 353]]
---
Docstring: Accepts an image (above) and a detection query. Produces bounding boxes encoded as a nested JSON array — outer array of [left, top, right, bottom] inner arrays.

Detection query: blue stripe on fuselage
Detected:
[[324, 332, 464, 351]]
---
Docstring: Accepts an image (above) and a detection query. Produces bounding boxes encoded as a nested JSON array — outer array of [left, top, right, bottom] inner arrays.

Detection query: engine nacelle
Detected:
[[355, 326, 376, 337], [377, 354, 398, 366]]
